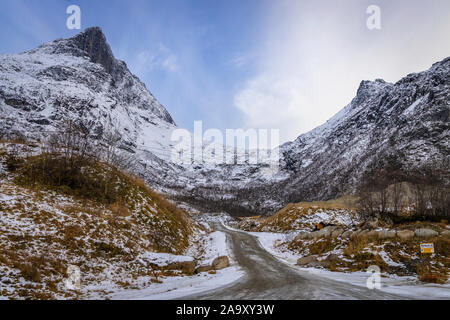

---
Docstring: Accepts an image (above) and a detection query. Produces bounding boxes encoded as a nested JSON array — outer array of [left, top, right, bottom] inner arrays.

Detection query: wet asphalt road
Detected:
[[185, 223, 407, 300]]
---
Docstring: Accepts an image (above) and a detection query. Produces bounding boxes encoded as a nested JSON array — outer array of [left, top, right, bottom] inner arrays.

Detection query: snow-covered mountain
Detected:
[[1, 27, 448, 216], [278, 60, 449, 205], [0, 27, 176, 153]]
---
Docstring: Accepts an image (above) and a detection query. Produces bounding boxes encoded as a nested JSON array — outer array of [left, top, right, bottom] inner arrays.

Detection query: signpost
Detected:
[[420, 243, 436, 283], [420, 243, 435, 254]]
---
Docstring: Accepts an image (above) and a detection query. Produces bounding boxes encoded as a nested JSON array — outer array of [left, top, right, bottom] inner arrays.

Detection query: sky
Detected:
[[0, 0, 449, 144]]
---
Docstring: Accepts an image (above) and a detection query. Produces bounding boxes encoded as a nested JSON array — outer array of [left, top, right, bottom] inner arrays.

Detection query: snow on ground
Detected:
[[104, 265, 244, 300], [236, 227, 450, 300], [199, 231, 229, 265], [301, 268, 450, 300], [97, 228, 244, 300], [136, 252, 194, 267]]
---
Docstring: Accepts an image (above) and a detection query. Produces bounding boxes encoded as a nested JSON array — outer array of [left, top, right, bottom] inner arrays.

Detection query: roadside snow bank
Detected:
[[96, 229, 243, 300], [200, 231, 229, 265], [105, 266, 244, 300]]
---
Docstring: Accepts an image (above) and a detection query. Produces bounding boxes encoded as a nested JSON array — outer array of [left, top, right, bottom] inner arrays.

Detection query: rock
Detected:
[[166, 261, 196, 274], [318, 260, 331, 268], [364, 230, 380, 239], [414, 228, 438, 238], [378, 229, 396, 240], [325, 253, 340, 262], [312, 226, 335, 239], [294, 231, 312, 241], [350, 229, 369, 239], [297, 255, 318, 266], [195, 264, 213, 273], [397, 230, 414, 241], [331, 228, 344, 239], [212, 256, 230, 270]]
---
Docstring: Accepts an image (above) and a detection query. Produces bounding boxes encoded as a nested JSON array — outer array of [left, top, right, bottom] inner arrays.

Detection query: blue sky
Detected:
[[1, 0, 450, 143]]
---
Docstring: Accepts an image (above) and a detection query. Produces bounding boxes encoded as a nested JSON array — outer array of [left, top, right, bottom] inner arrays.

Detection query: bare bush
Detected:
[[357, 160, 449, 222]]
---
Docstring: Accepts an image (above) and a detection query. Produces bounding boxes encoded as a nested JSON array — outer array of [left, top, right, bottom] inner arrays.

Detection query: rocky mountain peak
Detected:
[[67, 26, 123, 81], [353, 78, 392, 106]]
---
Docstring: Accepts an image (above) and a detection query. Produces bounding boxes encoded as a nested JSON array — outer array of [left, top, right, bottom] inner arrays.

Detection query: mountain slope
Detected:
[[278, 58, 449, 204], [0, 27, 175, 153]]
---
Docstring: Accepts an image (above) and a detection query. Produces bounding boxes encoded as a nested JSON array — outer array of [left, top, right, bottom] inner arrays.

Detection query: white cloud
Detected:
[[233, 0, 450, 144], [135, 44, 178, 73]]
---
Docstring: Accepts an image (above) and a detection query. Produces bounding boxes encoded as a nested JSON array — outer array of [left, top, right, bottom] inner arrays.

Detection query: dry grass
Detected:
[[109, 202, 131, 217], [307, 239, 337, 255], [343, 237, 370, 257], [0, 147, 200, 299], [256, 201, 358, 233]]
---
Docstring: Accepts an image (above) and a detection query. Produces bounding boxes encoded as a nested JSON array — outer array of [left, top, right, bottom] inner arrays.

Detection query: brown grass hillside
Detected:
[[0, 142, 198, 299]]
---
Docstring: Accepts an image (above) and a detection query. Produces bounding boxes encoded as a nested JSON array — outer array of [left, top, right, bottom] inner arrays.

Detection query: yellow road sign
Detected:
[[420, 243, 434, 254]]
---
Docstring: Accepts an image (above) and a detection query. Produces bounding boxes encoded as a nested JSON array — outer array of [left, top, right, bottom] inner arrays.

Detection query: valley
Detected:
[[0, 27, 448, 300]]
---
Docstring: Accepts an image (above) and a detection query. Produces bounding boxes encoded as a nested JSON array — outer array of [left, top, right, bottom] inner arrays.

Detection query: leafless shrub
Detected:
[[357, 160, 449, 222]]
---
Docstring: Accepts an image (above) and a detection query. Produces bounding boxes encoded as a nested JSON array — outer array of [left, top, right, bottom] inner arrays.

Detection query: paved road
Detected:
[[185, 223, 406, 300]]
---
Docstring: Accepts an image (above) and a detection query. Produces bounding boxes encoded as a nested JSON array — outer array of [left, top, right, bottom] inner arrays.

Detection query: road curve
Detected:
[[184, 223, 407, 300]]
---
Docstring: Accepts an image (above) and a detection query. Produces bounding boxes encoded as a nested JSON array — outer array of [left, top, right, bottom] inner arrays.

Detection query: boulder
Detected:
[[212, 256, 230, 270], [378, 229, 396, 240], [195, 264, 213, 273], [331, 228, 344, 239], [318, 260, 331, 268], [297, 255, 318, 266], [364, 230, 380, 239], [414, 228, 438, 238], [325, 253, 340, 262], [397, 230, 414, 241], [166, 261, 196, 274], [312, 226, 334, 239], [294, 231, 312, 241]]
